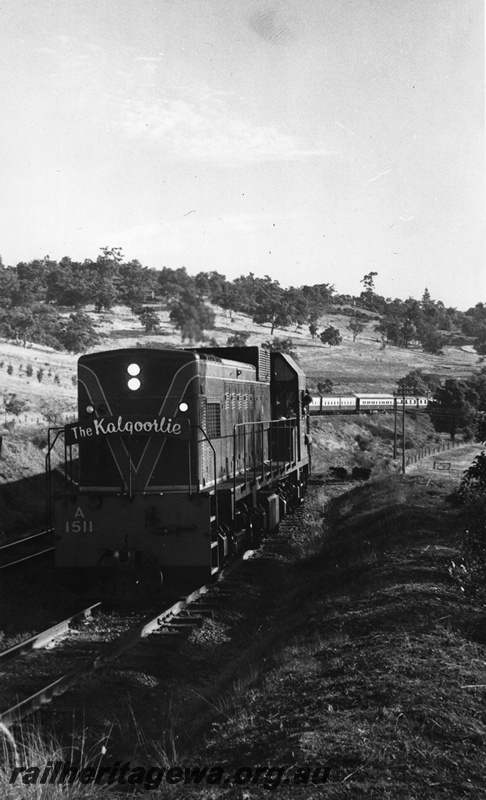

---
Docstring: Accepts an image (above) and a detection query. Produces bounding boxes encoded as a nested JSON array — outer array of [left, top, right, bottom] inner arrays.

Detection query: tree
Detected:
[[347, 317, 364, 343], [46, 259, 92, 307], [3, 393, 29, 418], [317, 379, 333, 394], [454, 421, 486, 600], [401, 318, 417, 348], [92, 277, 118, 312], [169, 288, 215, 341], [58, 312, 99, 353], [1, 307, 36, 346], [419, 326, 444, 355], [252, 280, 293, 335], [263, 337, 297, 358], [360, 271, 378, 293], [138, 308, 161, 334], [429, 379, 477, 441], [320, 326, 342, 346], [39, 398, 70, 425], [397, 370, 441, 396], [226, 332, 250, 347], [308, 319, 319, 339], [118, 261, 158, 310], [159, 266, 195, 302], [475, 334, 486, 356]]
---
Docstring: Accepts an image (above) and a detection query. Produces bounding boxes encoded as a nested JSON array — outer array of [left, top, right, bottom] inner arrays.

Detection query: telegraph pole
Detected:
[[393, 396, 397, 460], [402, 386, 406, 474]]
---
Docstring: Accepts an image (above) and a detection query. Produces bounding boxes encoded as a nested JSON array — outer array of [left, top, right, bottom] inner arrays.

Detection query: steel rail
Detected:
[[0, 554, 248, 728], [0, 603, 102, 663], [0, 529, 50, 552], [0, 547, 55, 571]]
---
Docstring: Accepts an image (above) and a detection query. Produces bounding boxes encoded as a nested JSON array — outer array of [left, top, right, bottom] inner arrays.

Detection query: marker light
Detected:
[[179, 402, 189, 412], [127, 363, 141, 376], [127, 378, 141, 391], [86, 405, 95, 414]]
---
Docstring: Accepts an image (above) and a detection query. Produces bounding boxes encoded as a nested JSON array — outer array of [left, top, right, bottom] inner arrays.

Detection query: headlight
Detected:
[[127, 378, 141, 391], [127, 363, 141, 376], [179, 402, 189, 412]]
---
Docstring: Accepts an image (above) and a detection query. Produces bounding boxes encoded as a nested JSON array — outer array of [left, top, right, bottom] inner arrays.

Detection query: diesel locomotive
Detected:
[[47, 346, 311, 599]]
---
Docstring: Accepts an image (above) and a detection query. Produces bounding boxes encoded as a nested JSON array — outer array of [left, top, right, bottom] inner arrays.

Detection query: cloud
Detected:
[[120, 89, 333, 163]]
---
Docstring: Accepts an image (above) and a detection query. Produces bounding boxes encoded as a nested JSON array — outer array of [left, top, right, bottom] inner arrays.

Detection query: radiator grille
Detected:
[[258, 348, 271, 381], [206, 402, 221, 438]]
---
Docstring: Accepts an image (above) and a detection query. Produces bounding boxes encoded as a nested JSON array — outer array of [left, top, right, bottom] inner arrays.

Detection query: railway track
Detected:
[[0, 485, 331, 732], [0, 569, 240, 729], [0, 529, 55, 570]]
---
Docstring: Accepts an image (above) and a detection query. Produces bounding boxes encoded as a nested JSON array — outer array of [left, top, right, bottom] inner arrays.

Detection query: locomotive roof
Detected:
[[78, 347, 258, 380]]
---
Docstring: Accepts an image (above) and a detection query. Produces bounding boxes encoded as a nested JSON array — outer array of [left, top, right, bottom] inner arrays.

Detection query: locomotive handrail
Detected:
[[232, 418, 298, 496], [193, 425, 219, 531], [46, 426, 66, 533]]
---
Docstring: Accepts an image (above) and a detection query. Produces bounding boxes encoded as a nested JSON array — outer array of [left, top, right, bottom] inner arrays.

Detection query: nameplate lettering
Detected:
[[65, 415, 190, 444]]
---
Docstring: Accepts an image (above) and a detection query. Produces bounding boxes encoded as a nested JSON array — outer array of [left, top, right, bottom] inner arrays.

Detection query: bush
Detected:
[[227, 332, 250, 347], [30, 431, 48, 449], [452, 453, 486, 601], [355, 434, 372, 452]]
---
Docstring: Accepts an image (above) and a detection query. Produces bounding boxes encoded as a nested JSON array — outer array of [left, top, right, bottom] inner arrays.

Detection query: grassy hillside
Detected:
[[7, 451, 483, 800], [0, 302, 479, 537], [0, 303, 479, 423], [180, 461, 486, 799]]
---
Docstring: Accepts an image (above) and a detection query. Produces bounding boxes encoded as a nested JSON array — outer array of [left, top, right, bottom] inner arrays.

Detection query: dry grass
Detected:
[[0, 724, 110, 799], [1, 462, 484, 798], [165, 472, 486, 799], [0, 306, 484, 797]]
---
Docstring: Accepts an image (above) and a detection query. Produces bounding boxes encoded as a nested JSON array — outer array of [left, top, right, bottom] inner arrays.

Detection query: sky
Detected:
[[0, 0, 483, 310]]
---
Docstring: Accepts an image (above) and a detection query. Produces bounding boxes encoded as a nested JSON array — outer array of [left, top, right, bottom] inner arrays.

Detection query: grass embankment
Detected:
[[0, 432, 47, 537], [309, 410, 450, 478], [180, 472, 486, 799], [1, 464, 485, 798]]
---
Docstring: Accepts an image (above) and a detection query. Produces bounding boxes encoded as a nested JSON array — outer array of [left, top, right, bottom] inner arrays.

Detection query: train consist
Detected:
[[47, 346, 311, 598], [308, 393, 430, 415]]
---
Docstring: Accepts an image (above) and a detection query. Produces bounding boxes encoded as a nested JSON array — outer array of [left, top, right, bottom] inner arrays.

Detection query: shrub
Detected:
[[227, 332, 250, 347], [355, 434, 372, 452], [452, 453, 486, 601]]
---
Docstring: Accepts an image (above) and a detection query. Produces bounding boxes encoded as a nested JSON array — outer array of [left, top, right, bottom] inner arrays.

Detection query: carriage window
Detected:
[[206, 403, 221, 438]]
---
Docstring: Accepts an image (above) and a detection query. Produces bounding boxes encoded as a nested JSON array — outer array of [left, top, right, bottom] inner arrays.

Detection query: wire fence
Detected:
[[405, 438, 463, 467], [1, 412, 76, 427]]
